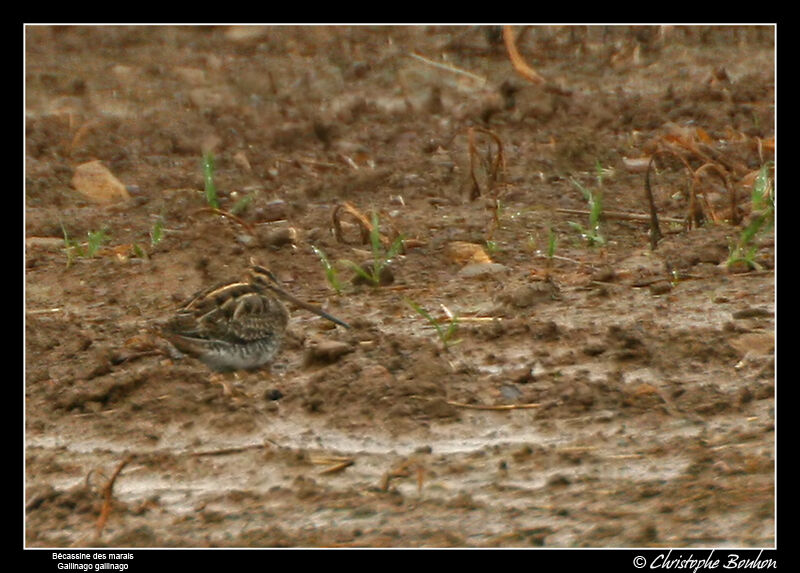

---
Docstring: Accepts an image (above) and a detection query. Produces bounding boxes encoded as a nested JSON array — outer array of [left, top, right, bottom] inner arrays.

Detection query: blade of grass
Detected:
[[203, 152, 219, 209], [726, 162, 774, 270], [150, 216, 164, 247], [60, 222, 82, 266], [85, 228, 109, 258], [230, 191, 256, 215], [340, 212, 403, 287], [311, 245, 343, 294], [547, 226, 557, 258], [569, 177, 605, 246], [405, 298, 461, 350]]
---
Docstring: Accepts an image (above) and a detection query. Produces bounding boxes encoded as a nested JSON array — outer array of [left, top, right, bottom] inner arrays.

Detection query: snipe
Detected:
[[162, 259, 349, 371]]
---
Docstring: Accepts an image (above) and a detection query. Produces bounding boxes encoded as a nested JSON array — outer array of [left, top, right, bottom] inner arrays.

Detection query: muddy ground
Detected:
[[25, 26, 775, 548]]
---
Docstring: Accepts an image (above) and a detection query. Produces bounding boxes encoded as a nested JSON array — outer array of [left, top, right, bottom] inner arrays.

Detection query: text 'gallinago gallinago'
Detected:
[[162, 259, 350, 371]]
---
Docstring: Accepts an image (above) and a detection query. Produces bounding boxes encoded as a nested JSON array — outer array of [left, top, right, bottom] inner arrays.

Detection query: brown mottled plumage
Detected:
[[162, 259, 349, 371]]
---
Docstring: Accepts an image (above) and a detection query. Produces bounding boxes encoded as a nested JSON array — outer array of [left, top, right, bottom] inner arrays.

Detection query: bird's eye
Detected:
[[250, 265, 279, 287]]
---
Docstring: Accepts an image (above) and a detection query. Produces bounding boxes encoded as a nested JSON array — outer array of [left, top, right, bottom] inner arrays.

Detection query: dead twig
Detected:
[[190, 443, 271, 457], [645, 157, 664, 250], [380, 459, 425, 493], [312, 456, 356, 475], [410, 395, 540, 411], [319, 460, 354, 475], [446, 400, 541, 411], [555, 208, 685, 225], [192, 207, 256, 236], [95, 454, 134, 538]]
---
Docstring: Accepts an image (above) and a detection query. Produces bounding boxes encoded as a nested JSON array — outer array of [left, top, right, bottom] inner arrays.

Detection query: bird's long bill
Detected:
[[270, 286, 351, 329]]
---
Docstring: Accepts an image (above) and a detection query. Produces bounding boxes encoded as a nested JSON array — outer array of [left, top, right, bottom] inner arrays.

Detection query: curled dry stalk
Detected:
[[468, 126, 506, 201], [692, 162, 737, 225], [333, 202, 404, 287], [503, 25, 571, 96], [467, 127, 507, 239], [502, 25, 546, 85], [645, 143, 741, 250], [332, 201, 381, 246]]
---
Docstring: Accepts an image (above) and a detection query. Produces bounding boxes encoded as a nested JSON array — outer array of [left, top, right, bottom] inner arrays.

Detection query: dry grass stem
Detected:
[[192, 207, 256, 235], [190, 444, 270, 457], [408, 51, 488, 87], [95, 455, 134, 538], [316, 457, 355, 475], [380, 459, 426, 493], [411, 395, 540, 411]]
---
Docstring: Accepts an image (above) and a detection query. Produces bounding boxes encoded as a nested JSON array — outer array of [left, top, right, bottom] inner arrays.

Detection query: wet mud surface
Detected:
[[25, 26, 774, 547]]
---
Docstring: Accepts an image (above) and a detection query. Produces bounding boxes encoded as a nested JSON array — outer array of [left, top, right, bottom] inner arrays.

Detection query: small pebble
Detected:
[[262, 227, 297, 248], [304, 339, 354, 365], [264, 388, 284, 401], [649, 281, 673, 295], [458, 262, 510, 278], [732, 307, 773, 319]]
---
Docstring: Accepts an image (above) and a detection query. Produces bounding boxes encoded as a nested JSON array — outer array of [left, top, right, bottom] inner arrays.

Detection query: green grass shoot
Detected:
[[230, 192, 255, 215], [132, 244, 147, 259], [727, 162, 774, 270], [85, 229, 109, 257], [61, 223, 109, 266], [751, 161, 775, 217], [61, 222, 80, 266], [203, 152, 219, 209], [405, 298, 461, 350], [342, 212, 403, 287], [311, 245, 343, 294], [547, 226, 557, 258], [150, 216, 164, 247], [568, 177, 606, 246], [594, 159, 614, 187]]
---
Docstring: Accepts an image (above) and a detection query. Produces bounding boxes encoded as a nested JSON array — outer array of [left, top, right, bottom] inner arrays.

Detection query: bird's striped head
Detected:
[[246, 260, 283, 292], [246, 258, 350, 329]]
